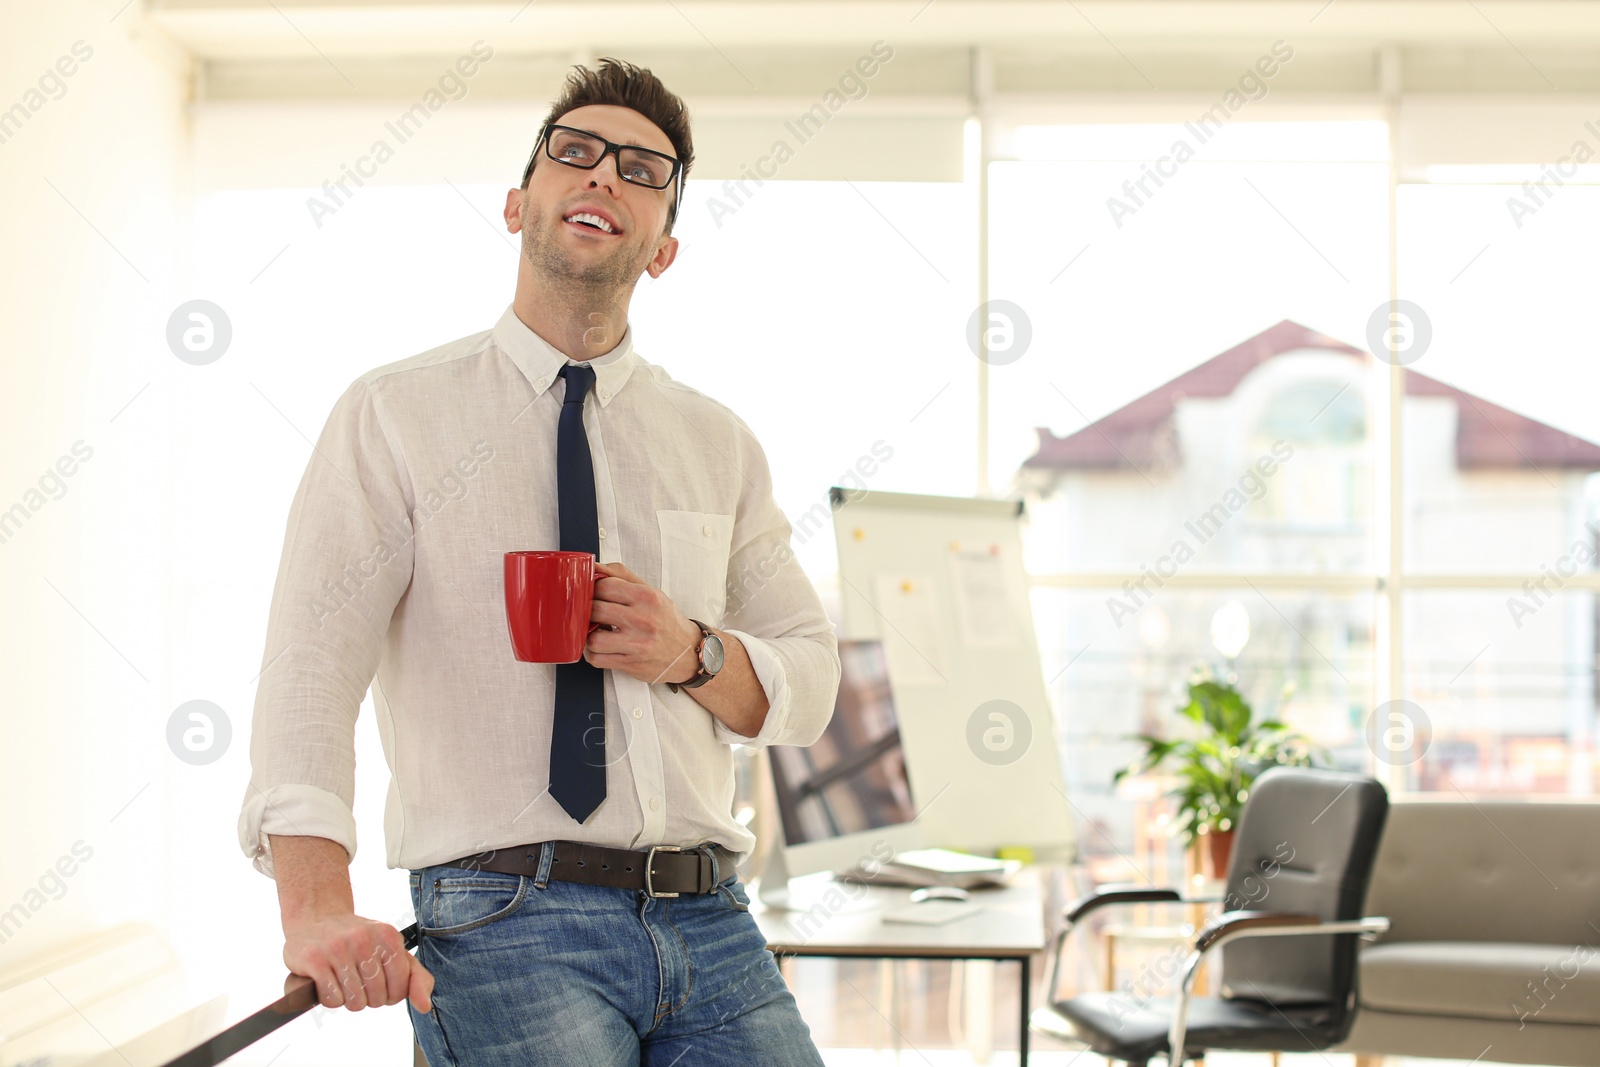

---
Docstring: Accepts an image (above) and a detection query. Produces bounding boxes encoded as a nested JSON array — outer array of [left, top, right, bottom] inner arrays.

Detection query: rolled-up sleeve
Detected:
[[238, 377, 415, 878], [712, 421, 841, 749]]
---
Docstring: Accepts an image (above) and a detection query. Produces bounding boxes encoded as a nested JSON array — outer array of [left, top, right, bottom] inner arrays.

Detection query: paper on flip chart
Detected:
[[871, 574, 948, 686], [948, 547, 1016, 649]]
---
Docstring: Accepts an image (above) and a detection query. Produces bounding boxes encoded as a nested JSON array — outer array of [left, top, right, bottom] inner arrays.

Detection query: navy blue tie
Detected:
[[549, 363, 606, 823]]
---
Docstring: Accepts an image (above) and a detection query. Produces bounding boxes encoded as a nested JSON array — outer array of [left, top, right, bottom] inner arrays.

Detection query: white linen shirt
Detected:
[[237, 305, 840, 877]]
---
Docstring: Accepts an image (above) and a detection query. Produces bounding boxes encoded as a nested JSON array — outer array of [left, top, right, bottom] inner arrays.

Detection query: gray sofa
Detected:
[[1336, 799, 1600, 1065]]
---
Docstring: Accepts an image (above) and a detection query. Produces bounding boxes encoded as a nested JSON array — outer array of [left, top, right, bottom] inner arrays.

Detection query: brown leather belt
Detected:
[[442, 840, 740, 898]]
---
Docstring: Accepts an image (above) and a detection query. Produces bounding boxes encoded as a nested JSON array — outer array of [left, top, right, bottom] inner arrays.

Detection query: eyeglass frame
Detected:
[[521, 123, 685, 222]]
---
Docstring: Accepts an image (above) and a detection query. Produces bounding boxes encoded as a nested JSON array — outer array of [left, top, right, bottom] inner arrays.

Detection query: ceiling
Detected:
[[142, 1, 1600, 98], [143, 1, 1600, 57], [136, 0, 1600, 181]]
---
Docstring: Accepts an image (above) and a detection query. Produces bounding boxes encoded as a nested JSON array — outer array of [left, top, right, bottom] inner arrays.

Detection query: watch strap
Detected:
[[669, 619, 717, 693]]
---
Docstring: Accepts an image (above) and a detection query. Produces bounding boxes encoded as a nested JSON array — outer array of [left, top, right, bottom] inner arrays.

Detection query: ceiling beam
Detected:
[[146, 1, 1600, 61]]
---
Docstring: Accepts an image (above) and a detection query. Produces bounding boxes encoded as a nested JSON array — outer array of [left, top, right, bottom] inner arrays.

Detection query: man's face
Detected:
[[504, 104, 680, 289]]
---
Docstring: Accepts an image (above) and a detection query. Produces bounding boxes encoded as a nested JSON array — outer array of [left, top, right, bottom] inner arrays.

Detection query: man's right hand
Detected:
[[283, 911, 434, 1014], [268, 834, 433, 1014]]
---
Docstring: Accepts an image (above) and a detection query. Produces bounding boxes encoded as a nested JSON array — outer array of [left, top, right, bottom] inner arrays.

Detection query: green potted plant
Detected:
[[1114, 672, 1322, 879]]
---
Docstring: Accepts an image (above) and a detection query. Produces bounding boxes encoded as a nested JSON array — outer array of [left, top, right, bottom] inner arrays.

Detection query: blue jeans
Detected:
[[406, 852, 825, 1066]]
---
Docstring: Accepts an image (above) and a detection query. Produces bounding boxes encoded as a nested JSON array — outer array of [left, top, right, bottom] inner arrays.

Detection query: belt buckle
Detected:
[[644, 844, 683, 898]]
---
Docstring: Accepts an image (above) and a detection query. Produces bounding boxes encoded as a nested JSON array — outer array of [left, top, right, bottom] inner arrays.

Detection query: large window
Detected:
[[997, 121, 1600, 871]]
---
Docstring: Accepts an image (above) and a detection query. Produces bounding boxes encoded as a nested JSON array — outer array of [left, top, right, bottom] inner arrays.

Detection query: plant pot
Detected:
[[1204, 829, 1236, 880]]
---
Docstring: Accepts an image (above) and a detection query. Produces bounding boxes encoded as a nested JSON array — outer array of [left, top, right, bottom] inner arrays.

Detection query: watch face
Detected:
[[702, 632, 725, 673]]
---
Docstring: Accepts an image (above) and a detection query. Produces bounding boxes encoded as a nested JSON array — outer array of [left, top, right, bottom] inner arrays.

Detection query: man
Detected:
[[237, 57, 840, 1066]]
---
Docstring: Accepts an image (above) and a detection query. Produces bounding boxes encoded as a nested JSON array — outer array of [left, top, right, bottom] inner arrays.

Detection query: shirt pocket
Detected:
[[658, 509, 735, 626]]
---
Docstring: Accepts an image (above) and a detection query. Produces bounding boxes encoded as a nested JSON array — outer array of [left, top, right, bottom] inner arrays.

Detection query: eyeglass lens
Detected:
[[547, 128, 675, 189]]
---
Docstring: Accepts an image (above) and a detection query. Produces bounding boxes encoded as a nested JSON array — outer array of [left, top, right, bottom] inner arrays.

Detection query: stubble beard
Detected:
[[521, 195, 641, 301]]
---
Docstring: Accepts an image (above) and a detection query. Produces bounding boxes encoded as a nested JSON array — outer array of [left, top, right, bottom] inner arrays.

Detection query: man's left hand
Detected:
[[585, 562, 703, 686]]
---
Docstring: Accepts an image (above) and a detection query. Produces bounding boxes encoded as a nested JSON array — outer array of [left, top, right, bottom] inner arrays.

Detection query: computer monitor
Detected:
[[759, 639, 924, 903]]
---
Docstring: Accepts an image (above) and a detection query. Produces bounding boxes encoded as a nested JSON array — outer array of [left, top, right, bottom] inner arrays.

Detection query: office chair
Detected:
[[1030, 767, 1391, 1066]]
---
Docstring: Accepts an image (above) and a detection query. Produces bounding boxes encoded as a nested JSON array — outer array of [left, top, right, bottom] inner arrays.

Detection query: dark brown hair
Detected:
[[526, 57, 694, 233]]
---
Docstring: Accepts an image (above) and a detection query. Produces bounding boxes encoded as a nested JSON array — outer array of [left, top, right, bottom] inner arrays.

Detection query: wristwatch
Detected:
[[669, 618, 724, 693]]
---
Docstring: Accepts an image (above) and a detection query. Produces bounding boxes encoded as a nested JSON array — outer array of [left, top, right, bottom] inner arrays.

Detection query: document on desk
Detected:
[[882, 900, 983, 926]]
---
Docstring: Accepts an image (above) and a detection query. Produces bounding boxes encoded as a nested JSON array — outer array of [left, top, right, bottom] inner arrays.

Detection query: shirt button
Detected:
[[702, 525, 713, 536], [649, 797, 660, 812], [632, 706, 643, 719], [599, 389, 610, 400], [599, 526, 607, 539]]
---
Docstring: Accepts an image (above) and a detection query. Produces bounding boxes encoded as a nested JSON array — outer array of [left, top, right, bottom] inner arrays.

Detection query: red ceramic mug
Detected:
[[504, 551, 602, 663]]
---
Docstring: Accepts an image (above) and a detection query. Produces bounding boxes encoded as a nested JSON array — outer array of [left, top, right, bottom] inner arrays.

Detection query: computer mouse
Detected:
[[909, 885, 972, 904]]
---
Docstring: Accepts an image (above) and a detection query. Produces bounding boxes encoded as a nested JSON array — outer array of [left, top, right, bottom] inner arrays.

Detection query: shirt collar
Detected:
[[492, 304, 638, 408]]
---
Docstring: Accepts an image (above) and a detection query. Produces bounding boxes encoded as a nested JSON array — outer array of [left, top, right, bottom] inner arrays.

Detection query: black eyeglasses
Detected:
[[522, 124, 684, 204]]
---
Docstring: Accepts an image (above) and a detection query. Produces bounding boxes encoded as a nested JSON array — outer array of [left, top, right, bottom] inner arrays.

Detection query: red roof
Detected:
[[1023, 320, 1600, 473]]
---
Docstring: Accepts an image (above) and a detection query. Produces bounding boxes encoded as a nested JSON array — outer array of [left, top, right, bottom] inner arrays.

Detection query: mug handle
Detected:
[[586, 559, 604, 635]]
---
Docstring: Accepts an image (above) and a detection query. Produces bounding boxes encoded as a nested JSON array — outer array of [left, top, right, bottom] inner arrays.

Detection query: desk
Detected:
[[753, 867, 1046, 1065]]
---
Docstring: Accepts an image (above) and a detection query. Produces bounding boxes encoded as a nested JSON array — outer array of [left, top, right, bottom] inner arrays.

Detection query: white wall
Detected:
[[0, 0, 187, 962]]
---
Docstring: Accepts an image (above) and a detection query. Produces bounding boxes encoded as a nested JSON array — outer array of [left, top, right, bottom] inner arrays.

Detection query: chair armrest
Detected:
[[1045, 886, 1221, 1007], [1193, 910, 1322, 952], [1063, 884, 1224, 924], [1064, 886, 1183, 924], [1168, 913, 1391, 1063], [1192, 910, 1391, 953]]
